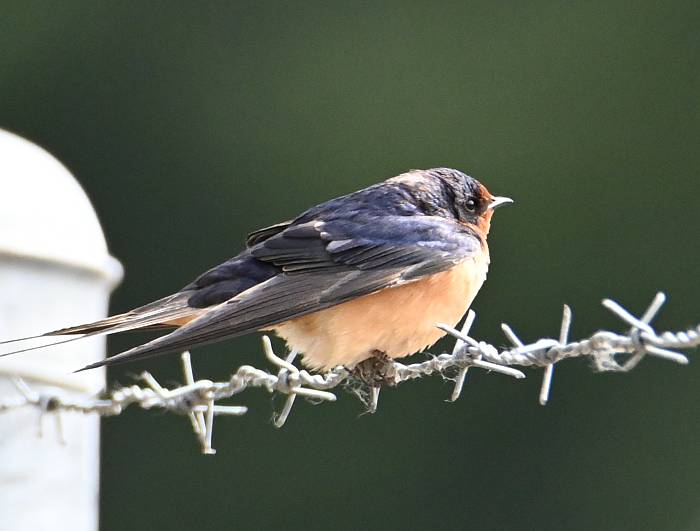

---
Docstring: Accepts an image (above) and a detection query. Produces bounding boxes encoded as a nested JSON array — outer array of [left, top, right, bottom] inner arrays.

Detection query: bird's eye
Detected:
[[465, 199, 477, 212]]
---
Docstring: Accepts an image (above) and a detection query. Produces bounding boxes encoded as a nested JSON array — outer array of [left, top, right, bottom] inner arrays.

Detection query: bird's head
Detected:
[[390, 167, 513, 237]]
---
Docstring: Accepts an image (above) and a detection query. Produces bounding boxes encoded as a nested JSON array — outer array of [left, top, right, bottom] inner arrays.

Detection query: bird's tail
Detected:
[[0, 292, 202, 357]]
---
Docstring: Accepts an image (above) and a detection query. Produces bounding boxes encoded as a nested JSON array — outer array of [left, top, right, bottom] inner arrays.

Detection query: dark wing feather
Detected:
[[80, 215, 480, 370], [245, 220, 292, 246], [183, 251, 279, 308]]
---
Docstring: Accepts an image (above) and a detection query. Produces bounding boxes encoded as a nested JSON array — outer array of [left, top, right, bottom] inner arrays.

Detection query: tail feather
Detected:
[[45, 292, 199, 336], [75, 341, 170, 371], [1, 336, 89, 357], [75, 301, 235, 371], [0, 333, 54, 345], [44, 312, 147, 336], [0, 292, 203, 358]]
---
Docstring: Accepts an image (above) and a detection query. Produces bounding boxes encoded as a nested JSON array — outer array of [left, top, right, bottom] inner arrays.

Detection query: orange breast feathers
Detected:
[[271, 253, 490, 371]]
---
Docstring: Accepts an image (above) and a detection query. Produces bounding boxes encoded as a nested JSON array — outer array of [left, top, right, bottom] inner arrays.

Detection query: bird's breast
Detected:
[[271, 253, 490, 370]]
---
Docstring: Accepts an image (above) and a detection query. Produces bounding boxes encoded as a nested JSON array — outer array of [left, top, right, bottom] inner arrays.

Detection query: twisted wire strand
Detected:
[[0, 292, 696, 454]]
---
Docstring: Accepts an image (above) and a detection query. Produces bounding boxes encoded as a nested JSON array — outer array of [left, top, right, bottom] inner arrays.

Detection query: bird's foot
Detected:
[[351, 350, 397, 387]]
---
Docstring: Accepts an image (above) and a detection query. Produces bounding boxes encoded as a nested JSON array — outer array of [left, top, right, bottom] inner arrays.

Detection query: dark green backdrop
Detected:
[[1, 2, 699, 530]]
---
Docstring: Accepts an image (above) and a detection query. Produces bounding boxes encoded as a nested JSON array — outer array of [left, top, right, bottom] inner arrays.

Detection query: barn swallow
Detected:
[[0, 168, 512, 372]]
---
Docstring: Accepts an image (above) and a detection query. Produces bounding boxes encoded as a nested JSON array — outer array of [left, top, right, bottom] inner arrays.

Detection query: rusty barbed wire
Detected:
[[0, 292, 697, 454]]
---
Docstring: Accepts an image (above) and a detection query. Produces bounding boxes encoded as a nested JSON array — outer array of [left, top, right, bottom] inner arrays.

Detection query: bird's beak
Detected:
[[488, 196, 514, 210]]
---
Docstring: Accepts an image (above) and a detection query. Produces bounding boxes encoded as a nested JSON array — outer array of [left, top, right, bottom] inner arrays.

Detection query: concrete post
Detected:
[[0, 129, 122, 530]]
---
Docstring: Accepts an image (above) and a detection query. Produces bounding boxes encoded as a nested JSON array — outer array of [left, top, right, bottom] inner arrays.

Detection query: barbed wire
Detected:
[[0, 292, 697, 454]]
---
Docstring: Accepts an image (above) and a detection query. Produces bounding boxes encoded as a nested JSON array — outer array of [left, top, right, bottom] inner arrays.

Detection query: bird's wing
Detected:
[[79, 216, 481, 370], [245, 219, 293, 247]]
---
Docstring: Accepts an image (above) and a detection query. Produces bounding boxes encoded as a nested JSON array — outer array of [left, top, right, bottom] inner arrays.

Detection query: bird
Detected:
[[0, 167, 512, 373]]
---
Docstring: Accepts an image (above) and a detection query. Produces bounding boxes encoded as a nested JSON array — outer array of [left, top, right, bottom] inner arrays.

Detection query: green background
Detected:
[[1, 2, 699, 530]]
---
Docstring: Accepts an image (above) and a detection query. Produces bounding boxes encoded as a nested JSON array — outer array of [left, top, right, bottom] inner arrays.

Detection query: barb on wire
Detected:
[[0, 292, 697, 454]]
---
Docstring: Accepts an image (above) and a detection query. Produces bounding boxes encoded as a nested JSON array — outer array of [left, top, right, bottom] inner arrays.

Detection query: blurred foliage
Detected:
[[1, 1, 699, 530]]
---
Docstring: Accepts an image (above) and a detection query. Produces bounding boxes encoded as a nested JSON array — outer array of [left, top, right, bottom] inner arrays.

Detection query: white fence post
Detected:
[[0, 129, 122, 531]]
